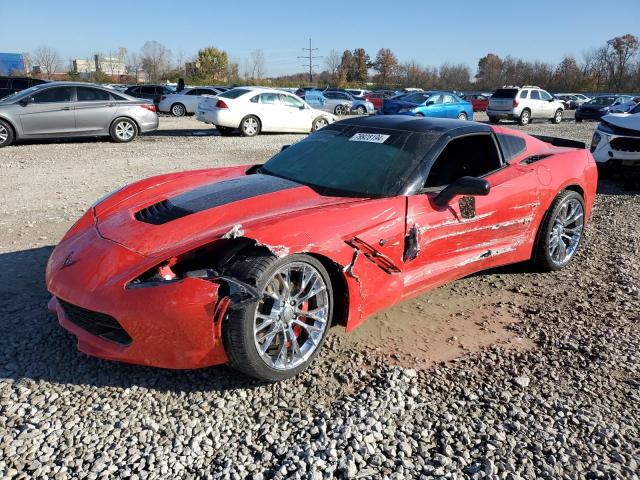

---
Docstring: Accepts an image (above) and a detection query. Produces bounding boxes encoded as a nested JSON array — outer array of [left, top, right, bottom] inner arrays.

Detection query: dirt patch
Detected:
[[341, 283, 534, 369]]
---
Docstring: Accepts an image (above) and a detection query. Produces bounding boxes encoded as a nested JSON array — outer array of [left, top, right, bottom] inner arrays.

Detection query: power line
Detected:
[[297, 38, 322, 83]]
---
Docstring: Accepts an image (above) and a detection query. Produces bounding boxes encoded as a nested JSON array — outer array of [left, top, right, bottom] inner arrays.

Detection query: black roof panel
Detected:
[[335, 115, 491, 136]]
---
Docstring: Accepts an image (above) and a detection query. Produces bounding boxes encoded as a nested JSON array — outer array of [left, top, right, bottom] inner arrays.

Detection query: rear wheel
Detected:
[[534, 190, 585, 271], [457, 112, 468, 120], [222, 252, 333, 381], [355, 105, 367, 115], [0, 119, 14, 148], [334, 104, 348, 116], [311, 117, 329, 132], [110, 118, 138, 143], [240, 116, 261, 137], [170, 103, 186, 117], [518, 109, 531, 126], [415, 112, 425, 117], [552, 109, 563, 124]]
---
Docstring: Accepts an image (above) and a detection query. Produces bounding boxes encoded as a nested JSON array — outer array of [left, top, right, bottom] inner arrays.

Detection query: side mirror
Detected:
[[19, 97, 33, 107], [433, 176, 490, 208]]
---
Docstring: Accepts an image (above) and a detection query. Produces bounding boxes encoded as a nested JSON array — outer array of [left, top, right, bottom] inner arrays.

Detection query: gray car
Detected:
[[0, 82, 159, 148]]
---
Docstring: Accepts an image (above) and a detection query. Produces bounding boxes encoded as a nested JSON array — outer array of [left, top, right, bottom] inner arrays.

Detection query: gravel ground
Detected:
[[0, 113, 638, 479]]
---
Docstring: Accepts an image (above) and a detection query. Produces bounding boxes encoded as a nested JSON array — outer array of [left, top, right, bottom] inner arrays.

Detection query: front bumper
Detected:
[[591, 130, 640, 167], [46, 227, 228, 369], [576, 109, 607, 121]]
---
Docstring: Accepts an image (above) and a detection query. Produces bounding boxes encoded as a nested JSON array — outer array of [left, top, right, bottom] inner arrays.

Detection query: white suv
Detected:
[[487, 86, 564, 125]]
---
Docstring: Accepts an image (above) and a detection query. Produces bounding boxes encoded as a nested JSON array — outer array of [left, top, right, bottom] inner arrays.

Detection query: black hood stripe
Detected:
[[135, 174, 301, 225]]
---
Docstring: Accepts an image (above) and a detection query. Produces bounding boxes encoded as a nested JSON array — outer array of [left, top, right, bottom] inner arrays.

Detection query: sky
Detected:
[[2, 0, 639, 76]]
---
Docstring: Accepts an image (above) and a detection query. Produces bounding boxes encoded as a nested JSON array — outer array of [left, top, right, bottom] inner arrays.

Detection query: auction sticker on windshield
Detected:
[[349, 133, 390, 143]]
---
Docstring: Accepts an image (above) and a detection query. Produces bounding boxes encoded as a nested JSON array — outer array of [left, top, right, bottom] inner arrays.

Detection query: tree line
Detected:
[[14, 33, 640, 93]]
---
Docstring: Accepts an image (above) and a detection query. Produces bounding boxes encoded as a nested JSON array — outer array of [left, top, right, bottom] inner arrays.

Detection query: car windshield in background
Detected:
[[261, 125, 437, 197], [589, 96, 616, 105], [492, 88, 519, 99], [219, 88, 251, 99], [402, 92, 432, 103]]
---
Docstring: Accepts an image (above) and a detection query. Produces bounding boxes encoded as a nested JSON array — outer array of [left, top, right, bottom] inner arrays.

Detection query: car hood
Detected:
[[601, 113, 640, 132], [381, 99, 419, 114], [94, 168, 358, 257]]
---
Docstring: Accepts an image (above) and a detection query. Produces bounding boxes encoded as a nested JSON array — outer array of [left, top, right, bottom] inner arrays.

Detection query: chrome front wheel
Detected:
[[253, 262, 329, 371], [548, 197, 584, 265]]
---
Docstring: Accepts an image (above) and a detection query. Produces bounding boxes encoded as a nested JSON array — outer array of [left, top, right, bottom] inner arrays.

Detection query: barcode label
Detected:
[[349, 133, 390, 143]]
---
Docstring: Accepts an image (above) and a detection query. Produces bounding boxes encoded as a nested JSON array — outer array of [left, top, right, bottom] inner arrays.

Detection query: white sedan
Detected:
[[159, 87, 225, 117], [196, 87, 336, 136]]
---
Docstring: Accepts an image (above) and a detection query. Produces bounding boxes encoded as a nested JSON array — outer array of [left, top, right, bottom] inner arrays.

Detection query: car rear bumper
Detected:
[[486, 109, 517, 119], [139, 115, 159, 133], [46, 227, 228, 369]]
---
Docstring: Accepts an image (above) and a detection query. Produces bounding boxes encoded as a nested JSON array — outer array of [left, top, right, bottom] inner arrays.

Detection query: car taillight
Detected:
[[216, 99, 229, 109], [513, 99, 519, 108], [139, 104, 157, 112]]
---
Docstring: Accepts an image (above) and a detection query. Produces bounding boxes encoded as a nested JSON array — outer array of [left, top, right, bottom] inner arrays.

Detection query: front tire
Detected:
[[170, 103, 186, 117], [0, 119, 14, 148], [222, 252, 333, 381], [533, 190, 585, 271], [355, 105, 366, 115], [240, 116, 261, 137], [457, 112, 468, 120], [552, 109, 563, 124], [334, 104, 348, 116], [110, 118, 138, 143], [518, 109, 531, 126], [311, 117, 329, 132]]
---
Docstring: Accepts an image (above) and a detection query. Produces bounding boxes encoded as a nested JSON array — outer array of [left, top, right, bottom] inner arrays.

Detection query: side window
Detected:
[[0, 78, 9, 88], [201, 89, 217, 95], [76, 87, 111, 101], [128, 87, 140, 94], [519, 90, 529, 99], [324, 92, 336, 99], [425, 135, 502, 188], [33, 87, 73, 103], [530, 90, 541, 100], [429, 95, 443, 104], [249, 95, 259, 103], [540, 91, 552, 101], [185, 89, 199, 95], [496, 133, 526, 162], [259, 93, 281, 105], [443, 95, 455, 104], [140, 86, 156, 94], [336, 92, 350, 100], [282, 95, 304, 108]]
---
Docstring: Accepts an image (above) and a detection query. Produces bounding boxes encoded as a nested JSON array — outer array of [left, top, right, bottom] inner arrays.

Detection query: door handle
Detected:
[[61, 106, 72, 111]]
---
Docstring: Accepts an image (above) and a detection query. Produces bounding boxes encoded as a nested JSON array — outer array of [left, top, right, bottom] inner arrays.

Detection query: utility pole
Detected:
[[298, 38, 321, 83]]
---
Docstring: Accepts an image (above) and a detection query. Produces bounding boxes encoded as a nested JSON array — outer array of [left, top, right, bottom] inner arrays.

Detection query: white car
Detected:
[[487, 86, 564, 125], [591, 106, 640, 172], [196, 87, 336, 136], [159, 87, 225, 117], [345, 88, 370, 98]]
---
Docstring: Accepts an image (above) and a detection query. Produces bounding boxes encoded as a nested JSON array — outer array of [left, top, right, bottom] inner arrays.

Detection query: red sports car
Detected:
[[464, 94, 490, 112], [46, 116, 597, 381]]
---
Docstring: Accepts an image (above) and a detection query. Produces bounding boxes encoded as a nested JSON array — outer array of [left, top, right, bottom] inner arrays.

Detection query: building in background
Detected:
[[95, 54, 126, 76], [0, 53, 26, 75], [72, 59, 95, 75]]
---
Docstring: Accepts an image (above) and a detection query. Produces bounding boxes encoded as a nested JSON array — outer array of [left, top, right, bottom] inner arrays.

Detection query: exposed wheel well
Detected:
[[0, 116, 17, 139], [306, 253, 349, 327], [563, 184, 584, 197]]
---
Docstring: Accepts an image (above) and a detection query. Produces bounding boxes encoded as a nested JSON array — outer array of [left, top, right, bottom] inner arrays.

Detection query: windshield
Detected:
[[492, 88, 519, 99], [261, 125, 437, 197], [219, 88, 252, 99], [589, 96, 616, 106], [401, 92, 433, 104]]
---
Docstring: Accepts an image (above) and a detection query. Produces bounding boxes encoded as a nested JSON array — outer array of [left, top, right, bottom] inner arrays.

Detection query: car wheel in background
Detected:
[[0, 119, 14, 148], [355, 105, 366, 115], [415, 112, 425, 117], [240, 116, 261, 137], [171, 103, 186, 117], [312, 117, 329, 132], [533, 190, 585, 271], [216, 126, 234, 136], [110, 118, 138, 143], [575, 118, 583, 123], [222, 251, 333, 381], [518, 109, 531, 126], [552, 109, 563, 124], [457, 112, 468, 120], [334, 105, 348, 116]]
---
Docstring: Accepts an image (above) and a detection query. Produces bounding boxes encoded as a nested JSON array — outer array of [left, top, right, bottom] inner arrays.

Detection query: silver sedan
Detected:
[[0, 82, 159, 148]]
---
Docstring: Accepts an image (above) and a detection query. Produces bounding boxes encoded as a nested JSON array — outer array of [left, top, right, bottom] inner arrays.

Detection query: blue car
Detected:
[[378, 91, 473, 120]]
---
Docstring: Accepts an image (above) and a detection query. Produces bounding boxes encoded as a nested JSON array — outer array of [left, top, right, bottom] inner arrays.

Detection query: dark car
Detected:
[[0, 76, 49, 99], [575, 95, 632, 122], [124, 84, 175, 107]]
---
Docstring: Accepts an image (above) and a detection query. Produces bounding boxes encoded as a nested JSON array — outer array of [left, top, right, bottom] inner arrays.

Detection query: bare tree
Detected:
[[140, 40, 172, 82], [325, 49, 341, 84], [247, 49, 266, 80], [32, 46, 61, 78]]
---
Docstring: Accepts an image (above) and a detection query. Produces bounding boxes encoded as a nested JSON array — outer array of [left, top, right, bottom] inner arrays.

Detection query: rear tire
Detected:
[[552, 109, 563, 124], [415, 112, 425, 117], [334, 104, 348, 116], [533, 190, 585, 272], [518, 109, 531, 126], [311, 117, 329, 132], [457, 112, 468, 120], [110, 118, 138, 143], [170, 103, 186, 117], [355, 105, 367, 115], [240, 116, 261, 137], [0, 119, 14, 148], [222, 251, 333, 382]]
